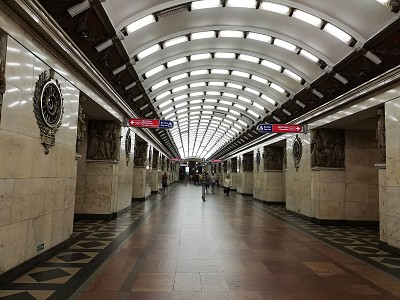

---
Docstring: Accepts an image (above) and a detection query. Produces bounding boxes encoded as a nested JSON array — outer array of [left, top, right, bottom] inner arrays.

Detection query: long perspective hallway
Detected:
[[2, 183, 400, 300]]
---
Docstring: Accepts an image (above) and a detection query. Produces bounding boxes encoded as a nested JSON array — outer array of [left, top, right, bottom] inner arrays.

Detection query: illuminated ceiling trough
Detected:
[[37, 0, 400, 159]]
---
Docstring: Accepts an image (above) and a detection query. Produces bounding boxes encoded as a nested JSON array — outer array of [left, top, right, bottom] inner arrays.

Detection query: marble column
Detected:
[[237, 152, 253, 195], [132, 140, 151, 201], [150, 150, 160, 193]]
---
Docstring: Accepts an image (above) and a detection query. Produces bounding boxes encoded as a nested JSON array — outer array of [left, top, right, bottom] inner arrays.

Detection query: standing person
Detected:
[[161, 172, 168, 192], [224, 175, 232, 196], [216, 174, 220, 187], [210, 174, 216, 192], [184, 173, 188, 186], [204, 173, 210, 192]]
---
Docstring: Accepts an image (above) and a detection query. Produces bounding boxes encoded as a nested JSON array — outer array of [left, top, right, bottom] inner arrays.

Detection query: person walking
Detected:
[[224, 175, 232, 196], [210, 174, 216, 192], [204, 173, 210, 192]]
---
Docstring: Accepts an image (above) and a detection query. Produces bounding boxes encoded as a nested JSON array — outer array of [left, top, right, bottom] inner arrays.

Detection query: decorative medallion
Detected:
[[256, 149, 261, 172], [125, 128, 131, 166], [33, 69, 64, 154], [293, 135, 302, 171]]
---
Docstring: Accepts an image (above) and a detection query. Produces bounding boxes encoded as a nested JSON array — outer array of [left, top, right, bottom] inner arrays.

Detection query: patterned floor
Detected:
[[0, 185, 400, 299]]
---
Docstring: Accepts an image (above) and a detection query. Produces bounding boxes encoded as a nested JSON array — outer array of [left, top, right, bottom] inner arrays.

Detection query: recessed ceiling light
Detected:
[[137, 44, 161, 60], [126, 14, 156, 34], [191, 0, 221, 10]]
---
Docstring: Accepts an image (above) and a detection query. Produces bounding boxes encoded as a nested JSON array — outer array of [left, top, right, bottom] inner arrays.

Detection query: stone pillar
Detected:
[[150, 149, 160, 194], [76, 120, 128, 219], [375, 164, 386, 245], [237, 152, 253, 195], [231, 157, 238, 191], [254, 146, 284, 203], [132, 140, 150, 201]]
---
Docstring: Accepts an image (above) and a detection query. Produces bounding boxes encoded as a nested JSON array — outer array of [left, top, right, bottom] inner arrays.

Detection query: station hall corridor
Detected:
[[1, 183, 400, 300]]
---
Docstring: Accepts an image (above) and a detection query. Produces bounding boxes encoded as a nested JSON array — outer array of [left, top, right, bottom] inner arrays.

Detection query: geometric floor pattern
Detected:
[[1, 184, 400, 299]]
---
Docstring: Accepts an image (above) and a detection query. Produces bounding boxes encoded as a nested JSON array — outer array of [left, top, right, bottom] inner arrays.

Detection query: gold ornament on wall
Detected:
[[293, 135, 302, 171], [33, 69, 64, 154]]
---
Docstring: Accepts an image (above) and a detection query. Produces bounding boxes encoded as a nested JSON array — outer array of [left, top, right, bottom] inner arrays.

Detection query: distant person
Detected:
[[185, 173, 188, 186], [161, 172, 168, 192], [224, 175, 232, 196], [216, 174, 220, 187], [204, 173, 210, 191], [210, 174, 216, 192]]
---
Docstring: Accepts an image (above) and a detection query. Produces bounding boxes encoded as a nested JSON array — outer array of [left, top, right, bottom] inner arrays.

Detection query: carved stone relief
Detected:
[[243, 153, 254, 172], [87, 121, 121, 160], [0, 33, 6, 122], [148, 147, 153, 169], [311, 129, 345, 168], [263, 146, 283, 171], [227, 159, 231, 173], [125, 128, 131, 166], [223, 161, 228, 172], [161, 156, 166, 171], [218, 163, 222, 173], [293, 135, 302, 171], [152, 149, 159, 169], [256, 149, 261, 172], [76, 97, 87, 155], [231, 158, 237, 173], [376, 107, 386, 163], [134, 141, 148, 166], [33, 69, 64, 154], [238, 157, 242, 172]]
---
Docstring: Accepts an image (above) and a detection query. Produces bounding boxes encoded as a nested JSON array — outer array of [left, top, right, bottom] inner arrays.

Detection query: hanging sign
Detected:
[[128, 119, 174, 129], [257, 124, 303, 133]]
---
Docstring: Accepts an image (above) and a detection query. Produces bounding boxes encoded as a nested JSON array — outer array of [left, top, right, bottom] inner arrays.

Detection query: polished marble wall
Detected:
[[237, 172, 253, 195], [0, 36, 78, 273], [383, 99, 400, 248], [132, 167, 151, 199]]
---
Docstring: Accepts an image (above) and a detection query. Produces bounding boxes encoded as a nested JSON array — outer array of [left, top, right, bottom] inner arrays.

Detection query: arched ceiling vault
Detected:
[[38, 0, 400, 159]]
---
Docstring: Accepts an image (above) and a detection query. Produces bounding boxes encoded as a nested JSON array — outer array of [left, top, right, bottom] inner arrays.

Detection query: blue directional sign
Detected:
[[159, 120, 174, 129], [257, 124, 273, 133]]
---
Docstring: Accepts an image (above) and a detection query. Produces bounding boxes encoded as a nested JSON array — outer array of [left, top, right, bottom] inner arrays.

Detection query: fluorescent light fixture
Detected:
[[219, 30, 244, 38], [175, 95, 188, 101], [245, 87, 259, 96], [234, 104, 245, 110], [177, 108, 188, 114], [205, 99, 218, 102], [175, 102, 187, 108], [165, 113, 175, 119], [248, 110, 260, 118], [137, 44, 161, 60], [226, 0, 257, 8], [191, 53, 212, 60], [204, 106, 215, 110], [164, 36, 188, 48], [238, 96, 251, 103], [261, 60, 282, 72], [191, 0, 221, 10], [299, 49, 319, 63], [163, 107, 174, 114], [159, 100, 173, 108], [68, 0, 91, 17], [214, 52, 236, 59], [292, 10, 323, 27], [238, 120, 247, 126], [152, 80, 169, 90], [261, 94, 276, 105], [191, 70, 208, 76], [232, 71, 250, 78], [156, 91, 171, 101], [206, 92, 220, 96], [220, 100, 232, 105], [145, 65, 165, 78], [238, 54, 260, 63], [167, 57, 188, 68], [251, 75, 268, 84], [190, 100, 203, 104], [227, 115, 237, 120], [126, 14, 155, 34], [209, 81, 225, 86], [270, 83, 286, 94], [218, 107, 229, 111], [323, 23, 353, 44], [171, 73, 188, 81], [218, 93, 234, 100], [191, 31, 216, 40], [211, 69, 229, 74], [190, 92, 204, 97], [252, 102, 264, 110], [190, 82, 206, 88], [246, 32, 272, 43], [227, 83, 242, 89], [283, 69, 302, 82], [260, 2, 290, 14], [274, 39, 297, 52], [172, 85, 188, 93]]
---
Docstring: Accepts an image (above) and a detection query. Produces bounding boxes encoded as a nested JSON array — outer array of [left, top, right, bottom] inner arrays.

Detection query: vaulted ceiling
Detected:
[[37, 0, 400, 159]]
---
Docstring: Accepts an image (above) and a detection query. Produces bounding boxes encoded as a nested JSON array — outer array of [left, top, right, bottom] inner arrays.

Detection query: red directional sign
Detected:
[[211, 159, 222, 163], [128, 119, 174, 129], [273, 124, 303, 133], [257, 124, 303, 133]]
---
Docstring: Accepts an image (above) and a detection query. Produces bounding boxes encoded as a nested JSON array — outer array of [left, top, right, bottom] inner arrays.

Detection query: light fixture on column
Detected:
[[273, 116, 281, 122], [113, 58, 136, 76], [68, 0, 106, 17], [376, 0, 400, 13], [324, 66, 348, 84], [353, 42, 382, 64], [96, 31, 126, 52], [124, 81, 137, 91], [295, 100, 306, 108]]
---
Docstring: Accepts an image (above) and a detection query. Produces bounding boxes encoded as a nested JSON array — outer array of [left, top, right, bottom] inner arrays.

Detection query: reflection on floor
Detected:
[[1, 183, 400, 299]]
